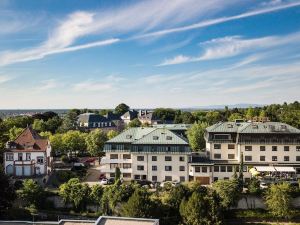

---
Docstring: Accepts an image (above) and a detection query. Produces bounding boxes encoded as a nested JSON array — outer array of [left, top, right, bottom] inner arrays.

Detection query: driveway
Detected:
[[83, 161, 102, 186]]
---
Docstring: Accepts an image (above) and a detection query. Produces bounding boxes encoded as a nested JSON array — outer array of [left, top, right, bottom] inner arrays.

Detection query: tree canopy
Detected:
[[187, 122, 208, 151]]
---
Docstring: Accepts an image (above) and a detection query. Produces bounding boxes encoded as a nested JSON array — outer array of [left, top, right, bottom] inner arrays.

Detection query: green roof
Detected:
[[106, 127, 188, 145], [152, 124, 192, 130], [206, 122, 300, 134]]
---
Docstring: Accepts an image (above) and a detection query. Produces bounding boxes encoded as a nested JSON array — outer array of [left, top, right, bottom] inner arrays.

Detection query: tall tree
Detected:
[[107, 130, 119, 139], [62, 130, 87, 156], [121, 188, 153, 218], [128, 118, 142, 127], [187, 122, 208, 151], [205, 111, 222, 125], [115, 103, 130, 115], [0, 166, 16, 210], [265, 183, 293, 218], [8, 126, 23, 141], [85, 129, 107, 158], [19, 179, 44, 208]]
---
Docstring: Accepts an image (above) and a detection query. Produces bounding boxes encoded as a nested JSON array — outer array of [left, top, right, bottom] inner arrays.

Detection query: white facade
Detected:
[[4, 144, 52, 177], [101, 152, 189, 182]]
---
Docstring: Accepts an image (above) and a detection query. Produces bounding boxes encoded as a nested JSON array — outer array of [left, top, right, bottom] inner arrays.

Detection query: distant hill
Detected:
[[181, 103, 264, 111]]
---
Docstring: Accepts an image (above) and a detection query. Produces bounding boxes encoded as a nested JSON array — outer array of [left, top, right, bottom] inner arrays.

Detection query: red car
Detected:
[[99, 174, 106, 180]]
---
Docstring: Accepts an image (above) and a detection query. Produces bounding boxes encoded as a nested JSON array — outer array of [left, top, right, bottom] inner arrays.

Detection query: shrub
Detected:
[[61, 155, 69, 163], [56, 170, 77, 183]]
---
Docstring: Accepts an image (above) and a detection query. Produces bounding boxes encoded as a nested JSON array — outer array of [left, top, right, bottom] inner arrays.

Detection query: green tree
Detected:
[[212, 179, 240, 209], [45, 116, 62, 133], [32, 119, 46, 132], [0, 166, 16, 209], [265, 182, 293, 218], [59, 178, 91, 210], [121, 188, 153, 218], [187, 122, 208, 151], [247, 178, 261, 195], [153, 108, 176, 122], [180, 191, 222, 225], [8, 126, 23, 141], [19, 179, 44, 207], [238, 153, 244, 190], [115, 103, 130, 115], [59, 109, 80, 131], [115, 167, 121, 181], [39, 131, 52, 138], [205, 111, 222, 125], [62, 130, 87, 156], [85, 129, 107, 158], [49, 133, 66, 155], [107, 130, 119, 139], [245, 107, 255, 120], [180, 112, 195, 124], [128, 118, 142, 127], [90, 184, 103, 209], [228, 113, 244, 122]]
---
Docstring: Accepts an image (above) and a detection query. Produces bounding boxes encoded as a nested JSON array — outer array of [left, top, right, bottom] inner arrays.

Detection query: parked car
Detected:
[[135, 180, 153, 188], [100, 178, 109, 185], [260, 182, 268, 189], [99, 174, 106, 180], [108, 178, 115, 184], [160, 181, 180, 188]]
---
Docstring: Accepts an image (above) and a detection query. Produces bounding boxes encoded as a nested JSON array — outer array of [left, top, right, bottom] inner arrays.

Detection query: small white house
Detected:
[[3, 127, 52, 177]]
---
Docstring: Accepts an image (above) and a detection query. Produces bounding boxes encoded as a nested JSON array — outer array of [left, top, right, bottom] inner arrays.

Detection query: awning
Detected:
[[274, 167, 296, 173], [255, 166, 276, 172]]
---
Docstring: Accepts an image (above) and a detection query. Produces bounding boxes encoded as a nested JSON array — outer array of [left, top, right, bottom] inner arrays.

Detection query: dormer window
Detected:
[[153, 136, 159, 140], [126, 135, 132, 139], [166, 136, 172, 140]]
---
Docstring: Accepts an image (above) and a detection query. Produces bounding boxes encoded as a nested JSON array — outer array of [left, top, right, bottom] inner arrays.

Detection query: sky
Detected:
[[0, 0, 300, 109]]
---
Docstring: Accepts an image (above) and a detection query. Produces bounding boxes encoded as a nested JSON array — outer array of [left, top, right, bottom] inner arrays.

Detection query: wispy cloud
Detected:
[[0, 74, 13, 84], [34, 79, 62, 91], [159, 31, 300, 66], [136, 1, 300, 39]]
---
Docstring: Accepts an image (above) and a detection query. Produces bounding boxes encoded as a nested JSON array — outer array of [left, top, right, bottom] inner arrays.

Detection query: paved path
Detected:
[[83, 162, 102, 186]]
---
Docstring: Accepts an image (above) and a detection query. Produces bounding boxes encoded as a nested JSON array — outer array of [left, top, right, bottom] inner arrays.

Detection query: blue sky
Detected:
[[1, 0, 300, 109]]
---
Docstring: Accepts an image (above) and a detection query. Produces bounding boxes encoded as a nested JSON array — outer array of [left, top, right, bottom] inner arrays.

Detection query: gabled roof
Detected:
[[106, 127, 188, 145], [152, 124, 192, 130], [8, 127, 48, 151], [78, 113, 111, 123], [121, 110, 138, 119], [206, 121, 300, 134]]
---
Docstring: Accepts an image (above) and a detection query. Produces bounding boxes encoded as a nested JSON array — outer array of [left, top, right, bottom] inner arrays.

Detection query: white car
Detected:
[[160, 181, 180, 188], [260, 182, 268, 189], [100, 178, 108, 185]]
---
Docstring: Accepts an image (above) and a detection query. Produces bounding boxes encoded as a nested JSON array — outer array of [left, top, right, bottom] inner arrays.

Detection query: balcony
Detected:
[[100, 157, 132, 164], [100, 167, 132, 173], [14, 160, 34, 165]]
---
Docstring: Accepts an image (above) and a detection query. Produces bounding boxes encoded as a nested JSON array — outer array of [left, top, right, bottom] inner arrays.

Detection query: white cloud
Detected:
[[159, 31, 300, 65], [34, 79, 62, 91], [0, 74, 13, 84]]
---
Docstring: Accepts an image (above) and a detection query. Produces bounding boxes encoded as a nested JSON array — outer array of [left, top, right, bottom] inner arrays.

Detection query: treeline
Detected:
[[1, 165, 298, 225]]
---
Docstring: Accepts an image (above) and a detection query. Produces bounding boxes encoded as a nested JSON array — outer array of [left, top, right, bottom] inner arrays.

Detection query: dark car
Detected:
[[135, 180, 153, 187]]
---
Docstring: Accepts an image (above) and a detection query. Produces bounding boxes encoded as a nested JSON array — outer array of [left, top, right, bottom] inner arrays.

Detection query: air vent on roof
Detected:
[[126, 135, 132, 139], [153, 136, 159, 140], [227, 124, 233, 128], [281, 125, 287, 131]]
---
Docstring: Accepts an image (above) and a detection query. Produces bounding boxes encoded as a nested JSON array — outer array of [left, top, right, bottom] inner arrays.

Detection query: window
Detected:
[[18, 153, 23, 161], [137, 156, 144, 161], [213, 177, 218, 182], [202, 167, 207, 173], [214, 166, 219, 172], [284, 146, 290, 151], [260, 146, 266, 151], [260, 156, 265, 161], [296, 156, 300, 161], [179, 156, 185, 161], [284, 156, 289, 162], [214, 154, 221, 159], [224, 177, 229, 180], [220, 166, 226, 172], [165, 166, 172, 171], [110, 154, 118, 159], [227, 166, 233, 172], [166, 136, 172, 140], [245, 146, 252, 151], [214, 144, 221, 149], [126, 135, 132, 139], [134, 175, 140, 180], [228, 144, 235, 149], [26, 153, 31, 161], [123, 154, 131, 159], [152, 176, 157, 182], [110, 163, 118, 169], [272, 156, 277, 161], [123, 163, 131, 169], [180, 176, 185, 182], [137, 165, 144, 170], [123, 173, 131, 178], [214, 134, 230, 140], [152, 156, 157, 161], [195, 166, 201, 172], [110, 173, 115, 178], [228, 154, 235, 159], [37, 157, 44, 164], [245, 156, 252, 161], [6, 153, 13, 161], [165, 176, 172, 181], [165, 156, 172, 161], [152, 165, 157, 171], [272, 146, 277, 151], [296, 146, 300, 151], [153, 136, 159, 140], [179, 166, 185, 171]]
